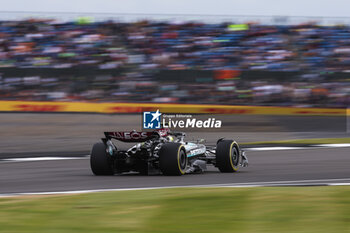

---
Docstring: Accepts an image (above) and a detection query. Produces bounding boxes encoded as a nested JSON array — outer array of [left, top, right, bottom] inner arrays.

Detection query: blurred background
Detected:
[[0, 0, 349, 155], [0, 3, 350, 107]]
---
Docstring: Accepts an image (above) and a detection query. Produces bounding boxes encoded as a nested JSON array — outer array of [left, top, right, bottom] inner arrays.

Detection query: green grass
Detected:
[[0, 186, 350, 233], [242, 137, 350, 146]]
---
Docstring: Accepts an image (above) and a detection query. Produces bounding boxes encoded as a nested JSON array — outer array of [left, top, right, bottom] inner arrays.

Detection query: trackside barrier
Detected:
[[0, 101, 348, 116]]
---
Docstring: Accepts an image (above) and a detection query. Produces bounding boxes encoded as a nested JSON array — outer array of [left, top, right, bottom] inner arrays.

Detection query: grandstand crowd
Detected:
[[0, 19, 349, 107]]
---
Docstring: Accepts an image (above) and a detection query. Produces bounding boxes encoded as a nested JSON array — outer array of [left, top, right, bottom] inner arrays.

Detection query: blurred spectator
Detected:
[[0, 19, 349, 107], [1, 19, 350, 71]]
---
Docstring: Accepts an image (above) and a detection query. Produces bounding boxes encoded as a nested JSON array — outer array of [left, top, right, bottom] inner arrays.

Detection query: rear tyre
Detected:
[[216, 140, 240, 173], [159, 143, 187, 176], [90, 142, 114, 175]]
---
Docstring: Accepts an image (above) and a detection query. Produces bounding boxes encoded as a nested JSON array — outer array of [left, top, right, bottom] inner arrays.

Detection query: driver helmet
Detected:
[[166, 135, 174, 142]]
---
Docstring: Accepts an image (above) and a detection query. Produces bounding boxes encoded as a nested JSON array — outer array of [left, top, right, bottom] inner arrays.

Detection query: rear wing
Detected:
[[104, 131, 156, 142], [104, 128, 169, 142]]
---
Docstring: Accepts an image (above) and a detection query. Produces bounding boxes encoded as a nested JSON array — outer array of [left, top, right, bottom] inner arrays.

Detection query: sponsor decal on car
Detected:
[[188, 147, 206, 157], [108, 131, 149, 140]]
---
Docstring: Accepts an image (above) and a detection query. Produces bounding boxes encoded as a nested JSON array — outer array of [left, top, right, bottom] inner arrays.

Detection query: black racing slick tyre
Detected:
[[159, 143, 187, 176], [216, 140, 240, 173], [90, 142, 114, 175]]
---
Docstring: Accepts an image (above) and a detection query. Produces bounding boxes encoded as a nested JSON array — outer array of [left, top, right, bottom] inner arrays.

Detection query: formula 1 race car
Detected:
[[90, 128, 248, 176]]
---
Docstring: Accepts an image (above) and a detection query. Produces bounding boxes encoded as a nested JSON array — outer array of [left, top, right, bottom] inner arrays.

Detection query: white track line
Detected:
[[208, 178, 350, 186], [316, 143, 350, 148], [329, 183, 350, 186], [246, 144, 350, 151], [245, 146, 308, 151], [1, 156, 88, 162], [1, 143, 349, 163], [1, 178, 350, 197]]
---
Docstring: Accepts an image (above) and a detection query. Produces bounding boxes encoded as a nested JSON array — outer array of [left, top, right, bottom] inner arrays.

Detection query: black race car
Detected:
[[90, 128, 248, 176]]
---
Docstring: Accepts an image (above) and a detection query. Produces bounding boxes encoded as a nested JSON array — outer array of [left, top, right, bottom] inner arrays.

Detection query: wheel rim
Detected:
[[231, 147, 239, 166], [179, 150, 187, 170]]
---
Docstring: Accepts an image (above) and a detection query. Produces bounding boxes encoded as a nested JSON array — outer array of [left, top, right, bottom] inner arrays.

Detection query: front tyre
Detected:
[[216, 140, 240, 173], [159, 143, 187, 176], [90, 142, 114, 175]]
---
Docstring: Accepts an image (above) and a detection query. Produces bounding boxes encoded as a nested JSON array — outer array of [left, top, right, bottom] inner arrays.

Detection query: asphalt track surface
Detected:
[[1, 113, 349, 154], [1, 147, 350, 194], [0, 113, 349, 195]]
